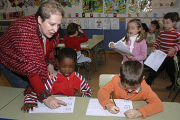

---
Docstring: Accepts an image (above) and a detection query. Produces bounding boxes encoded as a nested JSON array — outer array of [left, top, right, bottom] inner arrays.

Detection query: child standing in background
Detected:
[[146, 20, 162, 45], [98, 61, 163, 119], [141, 23, 149, 39], [146, 12, 180, 89], [21, 48, 92, 113], [64, 23, 91, 70], [109, 19, 147, 64]]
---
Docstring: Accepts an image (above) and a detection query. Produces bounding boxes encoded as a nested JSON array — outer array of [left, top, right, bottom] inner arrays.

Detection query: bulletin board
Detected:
[[0, 0, 179, 19]]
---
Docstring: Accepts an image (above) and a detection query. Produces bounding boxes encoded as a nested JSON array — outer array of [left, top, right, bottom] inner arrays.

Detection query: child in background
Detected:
[[109, 19, 147, 65], [141, 23, 148, 39], [146, 12, 180, 89], [146, 20, 162, 45], [64, 23, 91, 70], [21, 48, 92, 113], [98, 60, 163, 119]]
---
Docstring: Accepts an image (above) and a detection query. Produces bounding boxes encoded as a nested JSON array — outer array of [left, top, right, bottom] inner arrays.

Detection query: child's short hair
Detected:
[[141, 23, 148, 32], [164, 12, 179, 22], [120, 61, 144, 86], [67, 23, 78, 36], [58, 48, 77, 63], [151, 20, 160, 30]]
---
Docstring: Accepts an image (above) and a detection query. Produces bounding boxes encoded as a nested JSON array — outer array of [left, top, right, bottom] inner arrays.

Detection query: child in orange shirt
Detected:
[[98, 60, 163, 119]]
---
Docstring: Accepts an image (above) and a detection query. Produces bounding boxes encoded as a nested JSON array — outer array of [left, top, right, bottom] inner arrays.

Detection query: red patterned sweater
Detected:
[[0, 15, 59, 100]]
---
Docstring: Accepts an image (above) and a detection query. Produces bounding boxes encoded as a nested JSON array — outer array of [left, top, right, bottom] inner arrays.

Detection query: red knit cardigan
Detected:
[[0, 15, 59, 96]]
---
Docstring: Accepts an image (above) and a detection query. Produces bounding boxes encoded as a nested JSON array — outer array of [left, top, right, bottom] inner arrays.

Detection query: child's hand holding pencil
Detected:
[[105, 93, 120, 114], [73, 87, 83, 97]]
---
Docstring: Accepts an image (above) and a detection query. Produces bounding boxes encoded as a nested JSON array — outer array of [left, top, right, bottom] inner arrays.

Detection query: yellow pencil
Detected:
[[110, 95, 116, 106]]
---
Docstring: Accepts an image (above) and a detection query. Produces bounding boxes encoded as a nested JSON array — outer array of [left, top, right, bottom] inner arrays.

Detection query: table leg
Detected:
[[95, 46, 98, 72]]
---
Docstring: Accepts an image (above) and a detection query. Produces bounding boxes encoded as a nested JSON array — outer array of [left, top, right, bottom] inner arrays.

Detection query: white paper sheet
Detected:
[[86, 99, 133, 117], [114, 41, 134, 56], [144, 50, 167, 71], [29, 97, 75, 113]]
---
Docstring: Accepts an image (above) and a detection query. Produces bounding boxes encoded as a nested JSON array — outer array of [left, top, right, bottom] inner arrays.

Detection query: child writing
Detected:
[[98, 60, 163, 119], [109, 19, 147, 64], [64, 23, 91, 70], [146, 20, 162, 45], [21, 48, 92, 113], [146, 12, 180, 89]]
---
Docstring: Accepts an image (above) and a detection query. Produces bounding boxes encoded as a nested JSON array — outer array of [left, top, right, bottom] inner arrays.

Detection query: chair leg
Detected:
[[168, 84, 175, 98], [77, 66, 80, 73], [171, 88, 179, 102], [99, 48, 103, 65], [84, 68, 88, 80], [88, 69, 91, 80], [163, 70, 166, 80], [103, 49, 106, 61]]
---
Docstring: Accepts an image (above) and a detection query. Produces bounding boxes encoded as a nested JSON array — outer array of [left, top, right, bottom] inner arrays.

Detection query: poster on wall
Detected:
[[128, 0, 152, 13], [95, 18, 102, 29], [152, 0, 177, 8], [111, 18, 119, 30], [102, 18, 110, 29], [104, 0, 126, 14], [0, 0, 8, 9], [82, 0, 103, 13]]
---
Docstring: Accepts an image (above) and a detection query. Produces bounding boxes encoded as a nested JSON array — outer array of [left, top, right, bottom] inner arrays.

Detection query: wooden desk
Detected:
[[57, 39, 104, 71], [0, 89, 180, 120], [0, 86, 24, 110]]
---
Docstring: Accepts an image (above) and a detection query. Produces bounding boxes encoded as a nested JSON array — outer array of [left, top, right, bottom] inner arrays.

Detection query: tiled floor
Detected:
[[0, 53, 180, 102]]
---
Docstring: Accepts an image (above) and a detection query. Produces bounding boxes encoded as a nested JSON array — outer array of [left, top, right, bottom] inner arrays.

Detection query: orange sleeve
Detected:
[[137, 81, 163, 118], [97, 76, 118, 109]]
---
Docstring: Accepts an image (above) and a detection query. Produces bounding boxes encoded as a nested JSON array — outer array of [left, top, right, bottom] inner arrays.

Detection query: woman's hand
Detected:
[[21, 104, 38, 113], [43, 96, 67, 109], [47, 64, 57, 78], [106, 103, 120, 114]]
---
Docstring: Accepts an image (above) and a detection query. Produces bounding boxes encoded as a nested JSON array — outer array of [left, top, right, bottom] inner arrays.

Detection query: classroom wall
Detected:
[[0, 0, 180, 51]]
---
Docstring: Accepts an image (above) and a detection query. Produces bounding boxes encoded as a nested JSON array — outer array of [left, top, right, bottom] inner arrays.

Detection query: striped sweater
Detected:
[[0, 15, 59, 98], [24, 72, 92, 105], [153, 29, 180, 56]]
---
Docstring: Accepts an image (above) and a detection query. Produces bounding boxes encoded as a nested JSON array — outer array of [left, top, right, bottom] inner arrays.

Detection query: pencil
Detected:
[[110, 95, 116, 106], [74, 87, 82, 94]]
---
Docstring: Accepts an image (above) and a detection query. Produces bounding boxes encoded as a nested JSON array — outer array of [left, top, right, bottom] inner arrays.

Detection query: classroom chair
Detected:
[[92, 35, 106, 64], [76, 63, 91, 80], [168, 56, 180, 102], [99, 74, 117, 88]]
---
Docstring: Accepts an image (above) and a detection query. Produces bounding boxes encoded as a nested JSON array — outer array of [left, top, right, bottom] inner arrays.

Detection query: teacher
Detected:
[[0, 0, 67, 108]]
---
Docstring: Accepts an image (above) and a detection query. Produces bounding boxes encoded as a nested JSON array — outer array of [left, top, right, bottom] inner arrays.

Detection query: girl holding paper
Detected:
[[109, 18, 147, 65]]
